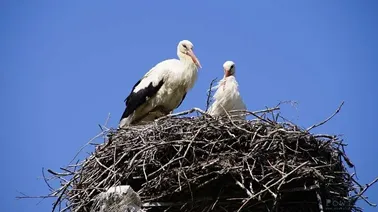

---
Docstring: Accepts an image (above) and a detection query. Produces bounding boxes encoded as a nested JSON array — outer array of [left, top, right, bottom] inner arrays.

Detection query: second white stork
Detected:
[[119, 40, 201, 128], [208, 61, 247, 119]]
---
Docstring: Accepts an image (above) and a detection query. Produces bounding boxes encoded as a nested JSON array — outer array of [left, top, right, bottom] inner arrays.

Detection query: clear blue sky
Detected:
[[1, 1, 377, 211]]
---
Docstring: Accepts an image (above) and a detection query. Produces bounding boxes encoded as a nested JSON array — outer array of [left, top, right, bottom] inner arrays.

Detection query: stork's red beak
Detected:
[[187, 50, 202, 68]]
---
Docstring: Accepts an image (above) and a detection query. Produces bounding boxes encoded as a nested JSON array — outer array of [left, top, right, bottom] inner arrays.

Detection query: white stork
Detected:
[[207, 61, 246, 119], [119, 40, 201, 128]]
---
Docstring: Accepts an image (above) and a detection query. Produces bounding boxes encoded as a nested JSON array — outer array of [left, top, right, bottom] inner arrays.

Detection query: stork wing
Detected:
[[121, 60, 174, 120], [175, 92, 187, 109]]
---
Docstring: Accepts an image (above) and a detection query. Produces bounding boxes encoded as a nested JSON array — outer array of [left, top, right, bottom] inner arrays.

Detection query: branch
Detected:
[[237, 161, 309, 212], [205, 78, 218, 112], [352, 177, 378, 207], [306, 101, 344, 131]]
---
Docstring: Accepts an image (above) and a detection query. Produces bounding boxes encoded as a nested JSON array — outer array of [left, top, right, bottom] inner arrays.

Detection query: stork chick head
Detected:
[[223, 61, 235, 77], [177, 40, 201, 68]]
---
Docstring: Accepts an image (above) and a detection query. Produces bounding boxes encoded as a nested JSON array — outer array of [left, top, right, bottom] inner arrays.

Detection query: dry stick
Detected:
[[261, 182, 277, 199], [352, 177, 378, 207], [275, 100, 298, 109], [143, 156, 148, 182], [47, 169, 71, 177], [232, 174, 253, 197], [42, 168, 54, 192], [306, 101, 344, 131], [60, 167, 75, 175], [157, 108, 208, 121], [230, 107, 280, 117], [236, 161, 309, 212], [60, 204, 74, 212], [113, 143, 118, 185], [148, 156, 185, 178], [127, 145, 155, 169], [94, 157, 116, 175], [184, 127, 203, 157], [52, 181, 72, 212], [315, 181, 324, 212], [251, 107, 280, 114], [68, 114, 112, 166], [245, 111, 275, 125], [182, 171, 194, 204], [211, 191, 221, 210], [103, 112, 111, 130], [223, 109, 252, 134], [68, 131, 108, 166], [16, 194, 56, 199], [205, 78, 218, 111]]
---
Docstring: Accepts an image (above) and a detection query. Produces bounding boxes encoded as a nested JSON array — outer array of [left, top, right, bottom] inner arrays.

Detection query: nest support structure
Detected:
[[45, 107, 377, 212]]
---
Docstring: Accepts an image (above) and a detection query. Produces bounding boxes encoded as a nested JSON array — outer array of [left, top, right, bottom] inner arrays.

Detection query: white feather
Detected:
[[208, 75, 246, 119]]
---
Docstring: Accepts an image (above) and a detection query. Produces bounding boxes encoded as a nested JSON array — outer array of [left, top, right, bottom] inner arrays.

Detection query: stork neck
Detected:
[[182, 58, 194, 66], [179, 56, 197, 70], [175, 55, 198, 90]]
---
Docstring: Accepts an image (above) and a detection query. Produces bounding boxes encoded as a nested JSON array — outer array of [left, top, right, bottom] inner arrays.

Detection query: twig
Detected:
[[237, 161, 309, 212], [206, 78, 218, 111], [157, 107, 208, 121], [42, 168, 54, 192], [232, 174, 253, 197], [315, 181, 324, 212], [352, 177, 378, 207], [306, 101, 344, 131]]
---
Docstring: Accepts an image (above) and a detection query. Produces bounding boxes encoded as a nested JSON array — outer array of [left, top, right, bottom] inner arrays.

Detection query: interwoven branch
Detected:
[[19, 104, 377, 212]]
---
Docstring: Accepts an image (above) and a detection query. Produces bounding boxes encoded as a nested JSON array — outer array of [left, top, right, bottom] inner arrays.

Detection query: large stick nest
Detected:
[[44, 106, 377, 212]]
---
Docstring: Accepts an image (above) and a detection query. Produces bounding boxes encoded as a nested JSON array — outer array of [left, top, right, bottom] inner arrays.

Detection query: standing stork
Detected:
[[207, 61, 246, 119], [119, 40, 201, 128]]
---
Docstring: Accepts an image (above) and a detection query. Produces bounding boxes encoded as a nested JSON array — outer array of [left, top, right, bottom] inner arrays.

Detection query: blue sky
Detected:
[[1, 1, 377, 211]]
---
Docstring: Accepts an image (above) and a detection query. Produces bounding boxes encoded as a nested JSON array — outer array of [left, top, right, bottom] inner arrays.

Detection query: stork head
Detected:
[[177, 40, 202, 68], [223, 61, 235, 77]]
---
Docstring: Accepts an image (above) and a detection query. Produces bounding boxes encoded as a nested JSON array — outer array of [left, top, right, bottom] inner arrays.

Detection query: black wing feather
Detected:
[[120, 79, 165, 120], [176, 92, 187, 109], [124, 79, 141, 105]]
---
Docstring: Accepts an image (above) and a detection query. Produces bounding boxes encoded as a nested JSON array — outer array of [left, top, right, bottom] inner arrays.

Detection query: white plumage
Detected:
[[119, 40, 201, 128], [208, 61, 246, 119]]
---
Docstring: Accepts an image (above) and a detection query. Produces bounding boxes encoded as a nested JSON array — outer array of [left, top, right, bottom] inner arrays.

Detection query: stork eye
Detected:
[[183, 44, 187, 49], [230, 65, 234, 69]]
